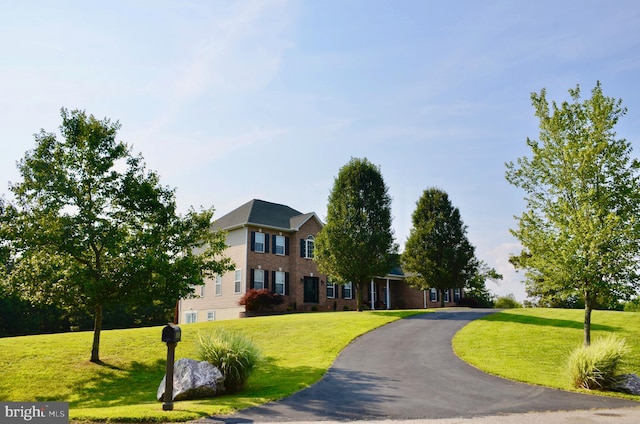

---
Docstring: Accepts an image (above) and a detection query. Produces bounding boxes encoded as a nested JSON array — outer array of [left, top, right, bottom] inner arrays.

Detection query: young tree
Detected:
[[505, 82, 640, 346], [401, 188, 477, 306], [464, 259, 502, 307], [3, 108, 234, 363], [314, 157, 397, 311]]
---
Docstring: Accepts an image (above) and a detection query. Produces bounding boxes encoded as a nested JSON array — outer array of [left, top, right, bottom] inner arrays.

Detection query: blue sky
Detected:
[[1, 0, 639, 301]]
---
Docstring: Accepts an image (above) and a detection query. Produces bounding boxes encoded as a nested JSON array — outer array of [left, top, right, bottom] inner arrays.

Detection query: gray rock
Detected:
[[607, 373, 640, 395], [157, 358, 225, 401]]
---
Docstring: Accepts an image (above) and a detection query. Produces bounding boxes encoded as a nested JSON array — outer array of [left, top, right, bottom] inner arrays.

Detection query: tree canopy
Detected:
[[314, 157, 397, 311], [505, 82, 640, 346], [1, 108, 234, 362], [401, 188, 479, 306]]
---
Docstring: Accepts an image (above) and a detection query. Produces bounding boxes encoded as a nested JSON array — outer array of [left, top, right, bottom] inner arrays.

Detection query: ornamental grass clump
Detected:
[[567, 335, 629, 390], [197, 329, 262, 393]]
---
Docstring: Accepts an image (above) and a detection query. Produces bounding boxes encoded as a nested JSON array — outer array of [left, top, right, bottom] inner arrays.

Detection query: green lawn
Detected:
[[453, 308, 640, 399], [0, 310, 425, 423]]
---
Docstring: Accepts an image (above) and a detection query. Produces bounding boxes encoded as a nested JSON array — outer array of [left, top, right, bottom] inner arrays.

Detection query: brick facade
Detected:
[[178, 199, 465, 324]]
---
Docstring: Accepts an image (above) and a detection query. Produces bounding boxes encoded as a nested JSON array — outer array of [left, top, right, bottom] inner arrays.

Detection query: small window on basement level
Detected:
[[185, 311, 197, 324]]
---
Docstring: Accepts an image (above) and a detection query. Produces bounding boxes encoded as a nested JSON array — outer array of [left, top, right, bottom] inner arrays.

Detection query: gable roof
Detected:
[[212, 199, 322, 232]]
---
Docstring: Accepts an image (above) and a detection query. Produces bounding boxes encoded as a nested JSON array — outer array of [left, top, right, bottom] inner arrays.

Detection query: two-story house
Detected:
[[178, 199, 466, 323]]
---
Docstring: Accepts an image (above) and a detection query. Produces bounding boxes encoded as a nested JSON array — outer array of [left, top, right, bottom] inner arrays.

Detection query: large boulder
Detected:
[[157, 358, 225, 401], [608, 373, 640, 395]]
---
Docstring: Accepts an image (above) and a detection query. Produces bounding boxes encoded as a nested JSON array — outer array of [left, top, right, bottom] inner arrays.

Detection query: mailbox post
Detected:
[[162, 323, 181, 411]]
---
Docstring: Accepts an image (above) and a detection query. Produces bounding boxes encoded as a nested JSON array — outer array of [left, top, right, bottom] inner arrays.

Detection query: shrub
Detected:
[[197, 329, 262, 393], [623, 299, 640, 312], [238, 289, 284, 312], [567, 335, 629, 390], [494, 294, 522, 309]]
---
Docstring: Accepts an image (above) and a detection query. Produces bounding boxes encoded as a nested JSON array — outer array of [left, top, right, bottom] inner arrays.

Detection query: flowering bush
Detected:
[[238, 289, 284, 312]]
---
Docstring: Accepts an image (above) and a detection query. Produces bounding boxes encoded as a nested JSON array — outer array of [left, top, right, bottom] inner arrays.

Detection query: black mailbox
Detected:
[[162, 324, 181, 343]]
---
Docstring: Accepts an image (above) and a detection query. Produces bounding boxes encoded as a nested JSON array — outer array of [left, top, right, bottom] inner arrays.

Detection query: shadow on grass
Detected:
[[68, 355, 328, 417], [485, 311, 621, 332], [70, 359, 166, 408]]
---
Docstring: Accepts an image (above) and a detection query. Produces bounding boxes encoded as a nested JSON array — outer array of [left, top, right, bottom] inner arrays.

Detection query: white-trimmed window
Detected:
[[234, 269, 242, 294], [327, 280, 335, 298], [207, 311, 215, 321], [254, 269, 265, 290], [444, 289, 450, 303], [200, 284, 205, 298], [275, 271, 285, 295], [343, 282, 353, 299], [215, 275, 222, 296], [254, 232, 265, 253], [430, 288, 438, 302], [275, 235, 285, 255], [185, 311, 197, 324], [454, 288, 461, 302], [302, 235, 315, 259]]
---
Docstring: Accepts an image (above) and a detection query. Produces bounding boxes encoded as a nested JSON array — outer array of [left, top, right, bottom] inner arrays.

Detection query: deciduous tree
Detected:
[[505, 82, 640, 346], [401, 188, 477, 306], [314, 157, 397, 311], [2, 108, 234, 362]]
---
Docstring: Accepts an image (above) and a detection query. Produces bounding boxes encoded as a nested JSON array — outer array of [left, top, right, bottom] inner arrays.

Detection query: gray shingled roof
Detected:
[[212, 199, 319, 231]]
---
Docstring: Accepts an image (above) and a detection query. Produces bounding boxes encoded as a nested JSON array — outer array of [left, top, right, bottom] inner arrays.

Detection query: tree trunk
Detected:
[[90, 304, 103, 363], [440, 288, 445, 308], [584, 290, 593, 347], [356, 281, 364, 311]]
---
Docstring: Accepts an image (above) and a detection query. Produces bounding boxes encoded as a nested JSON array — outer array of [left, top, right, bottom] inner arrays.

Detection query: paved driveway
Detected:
[[202, 309, 638, 423]]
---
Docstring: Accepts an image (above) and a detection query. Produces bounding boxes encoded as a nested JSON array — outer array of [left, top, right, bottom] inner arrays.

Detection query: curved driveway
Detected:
[[207, 309, 638, 423]]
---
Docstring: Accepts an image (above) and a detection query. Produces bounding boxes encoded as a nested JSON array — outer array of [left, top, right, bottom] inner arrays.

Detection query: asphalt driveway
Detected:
[[202, 309, 638, 423]]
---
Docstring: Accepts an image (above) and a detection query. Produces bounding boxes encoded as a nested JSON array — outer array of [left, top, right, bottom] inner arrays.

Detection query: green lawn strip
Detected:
[[452, 308, 640, 400], [0, 310, 426, 422]]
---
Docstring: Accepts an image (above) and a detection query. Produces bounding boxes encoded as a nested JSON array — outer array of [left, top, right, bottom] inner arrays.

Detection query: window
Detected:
[[253, 269, 265, 290], [215, 275, 222, 296], [188, 284, 203, 298], [301, 235, 315, 259], [207, 311, 215, 321], [275, 235, 285, 255], [275, 271, 285, 295], [343, 282, 353, 299], [444, 290, 450, 303], [185, 311, 197, 324], [429, 288, 438, 302], [234, 270, 242, 294], [327, 280, 335, 298], [454, 288, 461, 302], [254, 232, 265, 253]]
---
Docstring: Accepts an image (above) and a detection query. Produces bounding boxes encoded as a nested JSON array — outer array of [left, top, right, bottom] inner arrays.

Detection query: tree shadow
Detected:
[[68, 355, 339, 418], [484, 310, 621, 332], [208, 361, 400, 422], [69, 359, 166, 408]]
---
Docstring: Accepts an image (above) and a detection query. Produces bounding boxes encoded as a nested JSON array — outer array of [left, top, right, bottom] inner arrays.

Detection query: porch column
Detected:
[[370, 279, 375, 310], [423, 290, 427, 309], [386, 278, 390, 309]]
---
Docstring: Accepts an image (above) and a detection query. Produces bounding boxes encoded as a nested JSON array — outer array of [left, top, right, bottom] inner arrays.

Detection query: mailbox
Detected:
[[162, 324, 181, 343]]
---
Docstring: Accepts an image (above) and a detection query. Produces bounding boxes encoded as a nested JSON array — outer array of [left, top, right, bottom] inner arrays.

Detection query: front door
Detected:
[[303, 276, 319, 303]]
